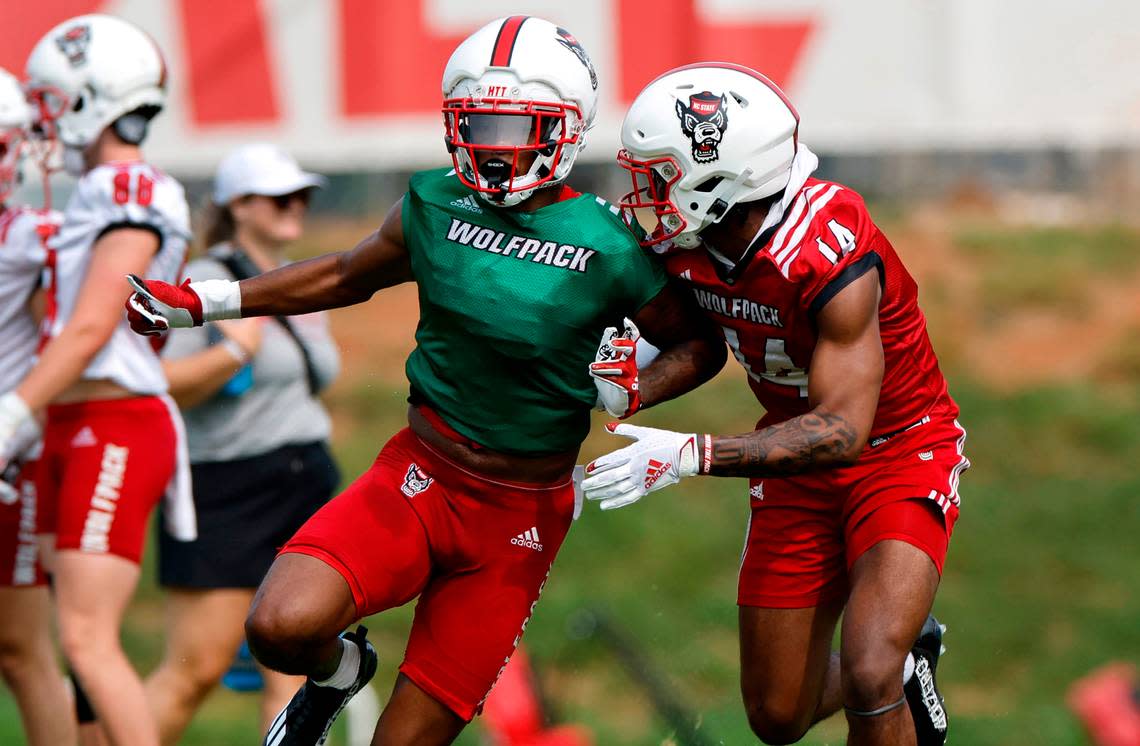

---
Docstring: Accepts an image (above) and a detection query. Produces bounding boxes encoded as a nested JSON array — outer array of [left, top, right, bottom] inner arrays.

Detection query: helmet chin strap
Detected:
[[677, 166, 756, 250], [702, 214, 770, 270]]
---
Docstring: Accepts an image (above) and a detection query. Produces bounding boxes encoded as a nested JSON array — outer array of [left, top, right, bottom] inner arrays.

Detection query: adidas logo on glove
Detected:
[[643, 458, 671, 490]]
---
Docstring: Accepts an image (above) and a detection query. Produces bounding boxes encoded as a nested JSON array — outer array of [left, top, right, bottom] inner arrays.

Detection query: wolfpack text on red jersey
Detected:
[[690, 287, 783, 327]]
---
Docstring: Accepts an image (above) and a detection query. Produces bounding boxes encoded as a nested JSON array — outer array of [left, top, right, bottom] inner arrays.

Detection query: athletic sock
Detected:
[[902, 652, 916, 684], [313, 638, 360, 690]]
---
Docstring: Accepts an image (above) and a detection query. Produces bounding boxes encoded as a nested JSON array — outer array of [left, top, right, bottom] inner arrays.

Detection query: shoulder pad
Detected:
[[80, 163, 191, 242], [0, 207, 59, 263], [765, 180, 873, 280]]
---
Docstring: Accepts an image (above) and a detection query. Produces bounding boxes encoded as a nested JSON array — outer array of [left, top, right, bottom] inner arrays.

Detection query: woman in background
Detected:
[[144, 143, 341, 742]]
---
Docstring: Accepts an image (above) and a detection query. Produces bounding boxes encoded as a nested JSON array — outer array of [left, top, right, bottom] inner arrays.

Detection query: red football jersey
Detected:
[[660, 177, 958, 437]]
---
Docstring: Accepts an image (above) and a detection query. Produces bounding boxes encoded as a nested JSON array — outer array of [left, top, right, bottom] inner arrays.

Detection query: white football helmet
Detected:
[[618, 63, 799, 248], [24, 14, 167, 151], [0, 68, 33, 203], [442, 16, 599, 207]]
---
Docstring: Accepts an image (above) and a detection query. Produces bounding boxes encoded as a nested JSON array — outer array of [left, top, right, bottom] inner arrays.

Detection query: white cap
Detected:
[[212, 143, 326, 205]]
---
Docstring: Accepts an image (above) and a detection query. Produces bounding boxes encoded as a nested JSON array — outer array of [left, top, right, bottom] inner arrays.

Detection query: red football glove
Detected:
[[590, 318, 642, 418], [125, 274, 204, 336]]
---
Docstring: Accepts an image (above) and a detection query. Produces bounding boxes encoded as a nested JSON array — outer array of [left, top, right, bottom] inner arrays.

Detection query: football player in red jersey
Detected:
[[584, 63, 968, 746]]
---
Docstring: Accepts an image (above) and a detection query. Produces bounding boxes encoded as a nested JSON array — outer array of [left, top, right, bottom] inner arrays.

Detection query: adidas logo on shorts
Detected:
[[71, 425, 98, 448], [511, 527, 543, 552], [450, 195, 483, 213]]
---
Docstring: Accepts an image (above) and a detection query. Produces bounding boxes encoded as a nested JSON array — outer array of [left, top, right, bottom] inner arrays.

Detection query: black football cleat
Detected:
[[905, 615, 949, 745], [262, 626, 378, 746]]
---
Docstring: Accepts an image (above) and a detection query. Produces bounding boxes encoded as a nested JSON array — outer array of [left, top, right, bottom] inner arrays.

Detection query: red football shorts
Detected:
[[0, 459, 46, 586], [738, 416, 969, 608], [281, 427, 577, 721], [36, 397, 176, 564]]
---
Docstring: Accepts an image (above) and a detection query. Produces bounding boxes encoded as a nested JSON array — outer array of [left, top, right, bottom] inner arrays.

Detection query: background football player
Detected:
[[4, 14, 193, 746], [0, 65, 75, 746]]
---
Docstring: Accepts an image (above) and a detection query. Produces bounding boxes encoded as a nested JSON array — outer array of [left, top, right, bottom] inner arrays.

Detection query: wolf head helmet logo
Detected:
[[55, 24, 92, 67], [675, 91, 728, 163]]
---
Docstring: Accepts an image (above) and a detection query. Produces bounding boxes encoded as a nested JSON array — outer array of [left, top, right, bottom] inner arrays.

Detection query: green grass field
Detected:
[[1, 218, 1137, 744]]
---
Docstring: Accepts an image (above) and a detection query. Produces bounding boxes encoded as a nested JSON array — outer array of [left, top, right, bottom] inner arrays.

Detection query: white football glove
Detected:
[[590, 318, 640, 418], [0, 392, 40, 476], [125, 274, 242, 337], [583, 423, 702, 510]]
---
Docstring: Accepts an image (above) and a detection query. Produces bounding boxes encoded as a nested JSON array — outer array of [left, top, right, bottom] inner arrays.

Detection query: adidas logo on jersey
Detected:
[[750, 482, 765, 500], [511, 527, 543, 552], [71, 426, 98, 448], [450, 195, 484, 213], [644, 458, 671, 490]]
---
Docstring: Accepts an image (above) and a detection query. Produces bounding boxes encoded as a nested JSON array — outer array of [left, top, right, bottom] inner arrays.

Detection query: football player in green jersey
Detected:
[[126, 16, 725, 746]]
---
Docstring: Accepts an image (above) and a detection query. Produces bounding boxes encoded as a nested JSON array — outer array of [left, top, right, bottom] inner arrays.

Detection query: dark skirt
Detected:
[[158, 441, 340, 589]]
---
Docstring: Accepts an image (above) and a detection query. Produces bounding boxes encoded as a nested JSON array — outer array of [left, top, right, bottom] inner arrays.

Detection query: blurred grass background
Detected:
[[2, 211, 1138, 745]]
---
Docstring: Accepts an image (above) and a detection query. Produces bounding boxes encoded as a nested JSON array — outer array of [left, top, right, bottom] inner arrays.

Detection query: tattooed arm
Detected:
[[706, 270, 883, 477]]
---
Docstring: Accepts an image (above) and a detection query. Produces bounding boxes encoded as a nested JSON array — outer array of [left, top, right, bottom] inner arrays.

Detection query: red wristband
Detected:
[[701, 434, 713, 475]]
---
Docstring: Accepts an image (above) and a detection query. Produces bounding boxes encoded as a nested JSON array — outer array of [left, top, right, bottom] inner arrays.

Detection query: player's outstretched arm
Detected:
[[705, 270, 883, 477], [126, 199, 412, 334], [240, 198, 411, 317]]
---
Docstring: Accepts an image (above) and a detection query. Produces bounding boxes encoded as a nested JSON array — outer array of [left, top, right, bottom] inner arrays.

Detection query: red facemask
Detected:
[[615, 150, 686, 246], [442, 97, 580, 200]]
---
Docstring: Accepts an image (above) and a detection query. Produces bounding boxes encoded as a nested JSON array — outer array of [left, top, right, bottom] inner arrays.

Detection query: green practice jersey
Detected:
[[401, 168, 666, 455]]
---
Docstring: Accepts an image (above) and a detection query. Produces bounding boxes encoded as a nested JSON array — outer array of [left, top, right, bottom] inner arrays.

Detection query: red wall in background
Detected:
[[1, 2, 813, 128], [177, 0, 280, 126]]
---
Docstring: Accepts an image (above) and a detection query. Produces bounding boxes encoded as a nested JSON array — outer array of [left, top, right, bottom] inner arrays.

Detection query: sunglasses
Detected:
[[263, 190, 312, 210]]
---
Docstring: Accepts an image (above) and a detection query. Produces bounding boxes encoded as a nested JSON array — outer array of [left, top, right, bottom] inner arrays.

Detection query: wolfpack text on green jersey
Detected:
[[401, 168, 666, 454], [445, 218, 596, 272]]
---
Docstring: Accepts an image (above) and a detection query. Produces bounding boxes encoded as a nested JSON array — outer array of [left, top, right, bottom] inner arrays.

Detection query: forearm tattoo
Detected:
[[707, 411, 860, 477]]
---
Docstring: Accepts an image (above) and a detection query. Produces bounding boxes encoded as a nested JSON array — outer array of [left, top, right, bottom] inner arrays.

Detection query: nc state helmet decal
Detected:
[[676, 91, 729, 163], [56, 24, 92, 68], [556, 27, 598, 90]]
